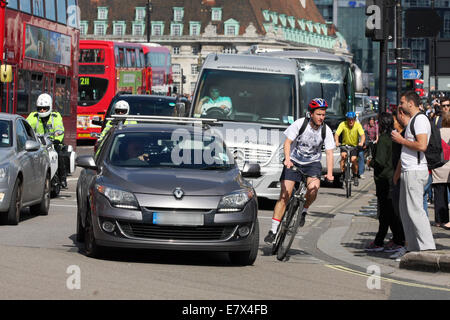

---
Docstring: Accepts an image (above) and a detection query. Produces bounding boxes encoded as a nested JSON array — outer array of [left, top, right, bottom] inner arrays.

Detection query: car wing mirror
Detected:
[[92, 116, 103, 127], [241, 162, 261, 178], [75, 155, 98, 170], [25, 140, 41, 152]]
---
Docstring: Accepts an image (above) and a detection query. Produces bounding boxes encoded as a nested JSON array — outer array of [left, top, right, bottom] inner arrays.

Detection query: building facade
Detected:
[[315, 0, 450, 95], [78, 0, 351, 95]]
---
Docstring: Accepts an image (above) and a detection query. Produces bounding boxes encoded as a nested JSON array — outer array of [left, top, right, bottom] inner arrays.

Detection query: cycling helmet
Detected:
[[36, 93, 53, 118], [346, 111, 356, 119], [113, 100, 130, 115], [308, 98, 328, 112]]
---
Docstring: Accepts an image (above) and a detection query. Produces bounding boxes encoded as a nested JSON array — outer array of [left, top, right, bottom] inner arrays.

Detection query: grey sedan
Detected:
[[0, 113, 51, 225], [76, 122, 259, 265]]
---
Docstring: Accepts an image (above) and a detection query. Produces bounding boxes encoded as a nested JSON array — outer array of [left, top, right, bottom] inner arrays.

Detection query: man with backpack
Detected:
[[391, 91, 436, 260], [264, 98, 335, 245]]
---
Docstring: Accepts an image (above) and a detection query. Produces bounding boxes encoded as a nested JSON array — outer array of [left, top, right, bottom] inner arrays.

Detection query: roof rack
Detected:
[[106, 115, 219, 127]]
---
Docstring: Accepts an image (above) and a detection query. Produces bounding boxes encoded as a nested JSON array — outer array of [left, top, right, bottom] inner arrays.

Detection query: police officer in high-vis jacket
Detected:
[[27, 93, 68, 188]]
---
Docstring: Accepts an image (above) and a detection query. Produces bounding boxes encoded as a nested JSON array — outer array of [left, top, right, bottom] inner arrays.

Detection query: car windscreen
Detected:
[[108, 131, 234, 169], [192, 69, 296, 125], [0, 120, 12, 147], [298, 60, 352, 118], [112, 97, 177, 117]]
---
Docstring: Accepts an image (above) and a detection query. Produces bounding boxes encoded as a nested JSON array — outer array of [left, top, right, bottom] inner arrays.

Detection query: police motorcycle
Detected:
[[37, 131, 76, 198]]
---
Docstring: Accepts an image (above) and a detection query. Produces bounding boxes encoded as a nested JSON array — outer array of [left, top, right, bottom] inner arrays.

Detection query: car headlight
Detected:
[[95, 184, 140, 210], [217, 189, 254, 213], [0, 167, 8, 180]]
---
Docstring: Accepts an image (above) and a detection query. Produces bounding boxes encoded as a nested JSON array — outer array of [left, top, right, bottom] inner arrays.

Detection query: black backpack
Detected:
[[410, 112, 447, 170]]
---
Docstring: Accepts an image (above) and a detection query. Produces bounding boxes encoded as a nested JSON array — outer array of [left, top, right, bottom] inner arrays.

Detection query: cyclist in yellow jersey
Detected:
[[334, 111, 365, 186]]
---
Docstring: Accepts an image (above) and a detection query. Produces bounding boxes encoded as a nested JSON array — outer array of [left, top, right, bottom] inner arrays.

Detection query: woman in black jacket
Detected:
[[366, 112, 405, 252]]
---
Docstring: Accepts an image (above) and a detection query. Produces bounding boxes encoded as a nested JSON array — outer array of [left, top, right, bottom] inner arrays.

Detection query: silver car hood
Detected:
[[102, 164, 245, 196]]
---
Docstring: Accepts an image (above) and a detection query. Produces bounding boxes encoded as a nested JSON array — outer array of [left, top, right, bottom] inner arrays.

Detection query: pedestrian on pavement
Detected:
[[363, 116, 379, 171], [365, 112, 405, 253], [391, 91, 436, 259], [434, 96, 450, 129], [432, 111, 450, 228]]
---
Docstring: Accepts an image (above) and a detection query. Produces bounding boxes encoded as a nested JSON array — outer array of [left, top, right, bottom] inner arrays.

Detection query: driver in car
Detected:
[[198, 87, 232, 117]]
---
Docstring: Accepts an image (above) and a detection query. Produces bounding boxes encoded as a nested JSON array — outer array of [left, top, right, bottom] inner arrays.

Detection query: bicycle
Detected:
[[340, 145, 358, 198], [271, 165, 314, 261]]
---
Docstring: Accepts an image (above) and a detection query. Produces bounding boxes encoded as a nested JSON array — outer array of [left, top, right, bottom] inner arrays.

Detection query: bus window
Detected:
[[140, 51, 145, 68], [56, 0, 66, 24], [126, 49, 133, 67], [17, 70, 30, 114], [135, 48, 141, 68], [55, 77, 70, 115], [129, 49, 136, 67], [19, 0, 31, 14], [33, 0, 44, 17], [79, 49, 105, 63], [30, 72, 44, 111], [118, 48, 125, 67], [45, 0, 56, 20], [78, 77, 109, 107], [7, 0, 18, 9]]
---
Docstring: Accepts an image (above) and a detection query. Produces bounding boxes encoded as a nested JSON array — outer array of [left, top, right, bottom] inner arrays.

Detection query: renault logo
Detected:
[[173, 188, 184, 200]]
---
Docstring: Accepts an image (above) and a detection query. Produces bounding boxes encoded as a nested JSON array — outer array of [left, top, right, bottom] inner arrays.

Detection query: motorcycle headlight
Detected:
[[95, 184, 140, 210], [217, 189, 254, 213]]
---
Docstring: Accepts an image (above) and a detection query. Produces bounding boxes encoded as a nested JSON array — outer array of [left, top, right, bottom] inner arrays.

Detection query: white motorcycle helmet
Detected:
[[113, 100, 130, 115], [36, 93, 53, 118]]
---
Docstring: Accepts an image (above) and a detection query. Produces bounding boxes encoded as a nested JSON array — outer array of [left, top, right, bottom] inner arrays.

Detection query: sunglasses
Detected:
[[442, 104, 450, 107]]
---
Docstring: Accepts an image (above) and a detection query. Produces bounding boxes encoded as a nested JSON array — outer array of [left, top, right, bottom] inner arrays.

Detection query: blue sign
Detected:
[[402, 69, 422, 80]]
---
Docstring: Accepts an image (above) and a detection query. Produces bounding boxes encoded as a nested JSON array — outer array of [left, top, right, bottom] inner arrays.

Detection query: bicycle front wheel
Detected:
[[276, 199, 304, 261]]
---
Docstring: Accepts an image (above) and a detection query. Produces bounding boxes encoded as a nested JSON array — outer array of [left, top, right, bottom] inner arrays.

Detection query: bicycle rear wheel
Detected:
[[276, 198, 304, 261], [345, 163, 352, 198]]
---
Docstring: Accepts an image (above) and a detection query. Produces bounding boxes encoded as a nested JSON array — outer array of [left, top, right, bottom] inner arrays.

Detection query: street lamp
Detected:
[[146, 0, 153, 43]]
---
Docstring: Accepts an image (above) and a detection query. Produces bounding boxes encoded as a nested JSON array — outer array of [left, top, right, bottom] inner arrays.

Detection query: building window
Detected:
[[444, 13, 450, 37], [190, 22, 201, 36], [94, 22, 107, 36], [192, 45, 200, 55], [98, 7, 108, 20], [171, 23, 183, 36], [173, 7, 184, 22], [211, 8, 222, 21], [80, 21, 88, 35], [224, 19, 239, 36], [113, 22, 126, 36], [173, 64, 181, 74], [133, 23, 145, 36], [173, 47, 180, 55], [222, 46, 237, 54], [135, 7, 146, 21], [191, 64, 199, 75], [152, 22, 164, 36]]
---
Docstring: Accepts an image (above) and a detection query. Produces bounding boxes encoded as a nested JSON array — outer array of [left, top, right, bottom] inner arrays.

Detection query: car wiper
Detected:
[[200, 165, 232, 170]]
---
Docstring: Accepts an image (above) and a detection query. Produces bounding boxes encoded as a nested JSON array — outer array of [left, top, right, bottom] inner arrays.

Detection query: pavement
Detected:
[[316, 169, 450, 274]]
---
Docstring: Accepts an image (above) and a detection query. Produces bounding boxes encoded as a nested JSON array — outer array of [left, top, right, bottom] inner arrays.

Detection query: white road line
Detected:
[[50, 204, 77, 208]]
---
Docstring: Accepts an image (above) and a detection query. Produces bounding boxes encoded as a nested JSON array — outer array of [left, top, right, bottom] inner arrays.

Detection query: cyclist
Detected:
[[264, 98, 335, 245], [26, 93, 68, 188], [334, 111, 365, 187]]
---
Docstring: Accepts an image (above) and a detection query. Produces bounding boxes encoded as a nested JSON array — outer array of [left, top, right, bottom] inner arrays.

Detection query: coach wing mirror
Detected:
[[0, 65, 12, 83], [241, 162, 261, 178], [91, 116, 103, 127], [176, 102, 186, 117], [76, 155, 98, 171], [351, 63, 364, 93]]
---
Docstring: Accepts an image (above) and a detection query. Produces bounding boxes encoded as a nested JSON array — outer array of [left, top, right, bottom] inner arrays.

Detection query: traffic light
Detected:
[[181, 75, 186, 84], [365, 0, 395, 42]]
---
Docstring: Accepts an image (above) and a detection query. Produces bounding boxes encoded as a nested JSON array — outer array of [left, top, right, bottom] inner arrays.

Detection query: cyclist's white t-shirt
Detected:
[[401, 113, 430, 172], [284, 117, 335, 165]]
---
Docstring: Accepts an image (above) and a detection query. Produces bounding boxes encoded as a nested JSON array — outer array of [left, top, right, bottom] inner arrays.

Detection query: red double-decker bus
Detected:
[[77, 40, 147, 140], [141, 43, 173, 96], [0, 0, 80, 147]]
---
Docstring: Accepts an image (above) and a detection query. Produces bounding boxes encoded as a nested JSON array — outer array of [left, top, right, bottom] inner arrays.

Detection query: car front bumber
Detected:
[[90, 191, 258, 252]]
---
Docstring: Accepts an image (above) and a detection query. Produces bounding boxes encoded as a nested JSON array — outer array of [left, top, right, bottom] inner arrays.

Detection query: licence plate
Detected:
[[152, 212, 204, 226], [78, 133, 92, 138]]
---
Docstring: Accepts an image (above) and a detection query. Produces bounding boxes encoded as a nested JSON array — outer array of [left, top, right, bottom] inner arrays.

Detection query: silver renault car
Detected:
[[76, 120, 259, 265], [0, 113, 51, 225]]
